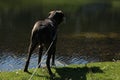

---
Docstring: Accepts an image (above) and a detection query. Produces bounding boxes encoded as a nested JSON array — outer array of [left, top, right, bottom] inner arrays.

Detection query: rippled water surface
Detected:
[[0, 51, 97, 71]]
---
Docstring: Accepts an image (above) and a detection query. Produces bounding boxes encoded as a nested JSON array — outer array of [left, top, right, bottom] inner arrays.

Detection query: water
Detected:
[[0, 1, 120, 71], [0, 51, 97, 71]]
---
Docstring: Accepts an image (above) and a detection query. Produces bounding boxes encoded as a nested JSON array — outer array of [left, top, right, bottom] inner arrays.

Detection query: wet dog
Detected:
[[24, 10, 64, 77]]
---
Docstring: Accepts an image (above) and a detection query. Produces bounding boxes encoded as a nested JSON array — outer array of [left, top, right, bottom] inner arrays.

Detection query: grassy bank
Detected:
[[0, 61, 120, 80]]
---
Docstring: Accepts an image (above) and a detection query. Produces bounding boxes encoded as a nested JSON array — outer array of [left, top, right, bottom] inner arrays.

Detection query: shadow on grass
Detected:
[[54, 66, 103, 80]]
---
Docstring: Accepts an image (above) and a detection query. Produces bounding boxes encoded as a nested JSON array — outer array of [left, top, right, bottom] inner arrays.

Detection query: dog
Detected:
[[24, 10, 64, 77]]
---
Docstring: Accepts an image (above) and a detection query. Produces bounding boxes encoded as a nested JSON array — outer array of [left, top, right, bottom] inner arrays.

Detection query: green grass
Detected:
[[0, 61, 120, 80]]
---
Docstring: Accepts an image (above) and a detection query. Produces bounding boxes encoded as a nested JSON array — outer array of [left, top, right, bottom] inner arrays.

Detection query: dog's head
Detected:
[[48, 10, 64, 25]]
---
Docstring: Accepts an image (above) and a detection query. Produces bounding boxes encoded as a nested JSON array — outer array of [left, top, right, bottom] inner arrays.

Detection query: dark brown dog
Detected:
[[24, 10, 64, 77]]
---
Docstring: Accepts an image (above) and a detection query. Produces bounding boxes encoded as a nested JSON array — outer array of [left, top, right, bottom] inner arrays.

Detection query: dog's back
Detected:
[[31, 19, 56, 45]]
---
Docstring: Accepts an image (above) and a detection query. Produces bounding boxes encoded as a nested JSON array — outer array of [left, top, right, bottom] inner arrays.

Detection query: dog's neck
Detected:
[[47, 18, 58, 26]]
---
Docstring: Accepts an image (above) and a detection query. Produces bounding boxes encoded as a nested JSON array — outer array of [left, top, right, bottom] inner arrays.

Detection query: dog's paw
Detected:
[[50, 74, 55, 80], [24, 69, 28, 72], [52, 63, 56, 67]]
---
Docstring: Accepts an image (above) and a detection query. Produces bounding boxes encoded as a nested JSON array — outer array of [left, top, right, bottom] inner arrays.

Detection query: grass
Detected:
[[0, 61, 120, 80]]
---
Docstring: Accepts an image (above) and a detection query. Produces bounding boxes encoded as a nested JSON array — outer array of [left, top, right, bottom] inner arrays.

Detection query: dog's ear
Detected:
[[48, 11, 55, 15]]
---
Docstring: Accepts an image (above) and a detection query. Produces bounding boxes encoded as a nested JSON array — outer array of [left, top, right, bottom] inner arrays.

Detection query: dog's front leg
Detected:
[[52, 37, 57, 66], [46, 53, 53, 75], [46, 45, 55, 77], [51, 45, 56, 66]]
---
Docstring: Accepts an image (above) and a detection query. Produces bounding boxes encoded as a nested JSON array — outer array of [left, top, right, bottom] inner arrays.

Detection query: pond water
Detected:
[[0, 2, 120, 71], [0, 51, 97, 71]]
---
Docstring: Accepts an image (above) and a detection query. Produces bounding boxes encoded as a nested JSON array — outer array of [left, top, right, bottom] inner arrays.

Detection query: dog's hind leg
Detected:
[[24, 42, 38, 72], [38, 44, 43, 68]]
